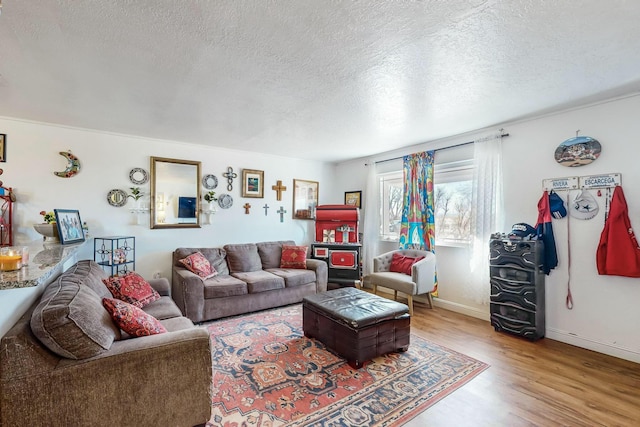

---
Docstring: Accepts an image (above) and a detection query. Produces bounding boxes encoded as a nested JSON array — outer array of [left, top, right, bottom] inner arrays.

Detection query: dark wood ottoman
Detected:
[[302, 287, 410, 368]]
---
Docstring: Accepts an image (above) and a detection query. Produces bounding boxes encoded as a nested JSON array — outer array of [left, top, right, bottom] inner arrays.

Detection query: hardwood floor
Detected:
[[397, 299, 640, 427]]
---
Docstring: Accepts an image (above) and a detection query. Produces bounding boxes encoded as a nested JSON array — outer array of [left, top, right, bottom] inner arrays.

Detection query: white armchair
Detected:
[[362, 249, 437, 315]]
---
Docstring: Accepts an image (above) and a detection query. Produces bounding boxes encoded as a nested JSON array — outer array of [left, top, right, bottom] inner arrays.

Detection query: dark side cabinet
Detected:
[[489, 236, 545, 341]]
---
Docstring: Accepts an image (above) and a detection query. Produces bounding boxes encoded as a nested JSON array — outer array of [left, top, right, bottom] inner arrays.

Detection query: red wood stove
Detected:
[[311, 205, 361, 288]]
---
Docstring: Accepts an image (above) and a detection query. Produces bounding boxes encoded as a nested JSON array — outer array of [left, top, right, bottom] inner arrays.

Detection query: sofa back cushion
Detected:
[[30, 274, 121, 359], [174, 247, 229, 275], [63, 259, 111, 298], [257, 240, 295, 269], [224, 243, 262, 273]]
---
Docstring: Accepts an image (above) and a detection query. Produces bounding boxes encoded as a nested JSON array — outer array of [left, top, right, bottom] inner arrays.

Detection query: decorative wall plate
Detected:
[[129, 167, 149, 185], [202, 174, 218, 190], [554, 136, 601, 167], [107, 189, 128, 207], [218, 194, 233, 209]]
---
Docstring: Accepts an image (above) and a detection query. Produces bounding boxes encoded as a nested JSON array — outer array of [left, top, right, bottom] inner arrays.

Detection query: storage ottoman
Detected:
[[302, 287, 410, 368]]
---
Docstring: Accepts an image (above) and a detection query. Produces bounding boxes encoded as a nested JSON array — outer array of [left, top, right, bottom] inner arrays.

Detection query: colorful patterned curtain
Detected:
[[399, 151, 437, 295]]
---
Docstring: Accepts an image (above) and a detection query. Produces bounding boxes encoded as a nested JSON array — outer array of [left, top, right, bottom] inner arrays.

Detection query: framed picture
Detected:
[[293, 179, 319, 220], [54, 209, 85, 245], [0, 134, 6, 162], [242, 169, 264, 198], [344, 190, 362, 208]]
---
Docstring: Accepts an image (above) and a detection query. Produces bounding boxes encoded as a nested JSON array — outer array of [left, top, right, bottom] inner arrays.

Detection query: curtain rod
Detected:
[[373, 132, 509, 165]]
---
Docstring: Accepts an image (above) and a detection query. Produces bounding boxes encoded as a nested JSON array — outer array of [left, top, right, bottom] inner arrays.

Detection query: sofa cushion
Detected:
[[257, 240, 295, 269], [203, 275, 248, 299], [64, 259, 112, 299], [30, 278, 120, 359], [280, 245, 308, 269], [267, 268, 316, 287], [224, 243, 262, 273], [142, 296, 184, 320], [102, 272, 161, 308], [103, 298, 167, 337], [175, 247, 229, 275], [231, 270, 285, 293], [178, 251, 218, 279]]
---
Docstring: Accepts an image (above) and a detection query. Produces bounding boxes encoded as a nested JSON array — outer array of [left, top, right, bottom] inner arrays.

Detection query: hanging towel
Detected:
[[535, 190, 558, 274], [596, 186, 640, 277]]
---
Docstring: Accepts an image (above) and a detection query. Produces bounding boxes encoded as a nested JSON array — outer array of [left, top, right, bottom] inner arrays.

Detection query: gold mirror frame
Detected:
[[150, 156, 201, 229], [292, 179, 319, 220]]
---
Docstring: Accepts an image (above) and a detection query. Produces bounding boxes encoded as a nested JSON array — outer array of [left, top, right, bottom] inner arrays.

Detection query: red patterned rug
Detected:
[[205, 304, 488, 426]]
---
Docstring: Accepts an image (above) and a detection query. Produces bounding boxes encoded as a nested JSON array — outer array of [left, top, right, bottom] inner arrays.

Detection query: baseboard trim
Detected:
[[545, 328, 640, 364], [430, 298, 490, 321]]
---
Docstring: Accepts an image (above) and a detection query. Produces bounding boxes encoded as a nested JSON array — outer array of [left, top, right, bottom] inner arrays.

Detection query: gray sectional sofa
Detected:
[[172, 240, 328, 323], [0, 260, 212, 427]]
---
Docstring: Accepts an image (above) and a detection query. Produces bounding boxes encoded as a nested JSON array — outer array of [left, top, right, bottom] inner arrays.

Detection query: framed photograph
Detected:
[[54, 209, 85, 245], [344, 190, 362, 208], [242, 169, 264, 198], [293, 179, 319, 220], [0, 134, 6, 162]]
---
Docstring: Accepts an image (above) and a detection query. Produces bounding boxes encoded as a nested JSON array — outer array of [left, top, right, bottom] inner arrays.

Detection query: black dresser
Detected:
[[489, 235, 545, 341]]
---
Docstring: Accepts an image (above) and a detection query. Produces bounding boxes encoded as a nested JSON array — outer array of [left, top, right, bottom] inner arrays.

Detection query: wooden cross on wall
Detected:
[[243, 203, 251, 214], [272, 180, 287, 201], [277, 206, 287, 223]]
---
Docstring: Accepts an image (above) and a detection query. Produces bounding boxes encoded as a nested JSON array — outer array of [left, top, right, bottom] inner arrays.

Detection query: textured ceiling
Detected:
[[1, 1, 640, 162]]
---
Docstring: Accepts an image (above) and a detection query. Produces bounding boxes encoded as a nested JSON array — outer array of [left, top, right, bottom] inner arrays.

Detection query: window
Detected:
[[377, 154, 474, 246], [434, 160, 473, 246], [379, 171, 403, 241]]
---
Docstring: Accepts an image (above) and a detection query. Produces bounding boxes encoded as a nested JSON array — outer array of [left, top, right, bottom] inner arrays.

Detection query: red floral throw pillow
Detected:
[[102, 272, 160, 308], [280, 245, 308, 269], [179, 251, 218, 279], [389, 253, 425, 276], [102, 298, 167, 337]]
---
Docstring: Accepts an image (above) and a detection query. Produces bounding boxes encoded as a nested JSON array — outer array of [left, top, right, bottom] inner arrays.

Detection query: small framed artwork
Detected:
[[54, 209, 85, 245], [0, 134, 6, 162], [344, 191, 362, 208], [242, 169, 264, 198], [293, 179, 319, 220]]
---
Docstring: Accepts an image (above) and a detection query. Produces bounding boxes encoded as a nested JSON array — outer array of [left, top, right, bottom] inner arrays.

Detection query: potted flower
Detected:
[[34, 210, 60, 242], [204, 191, 217, 202]]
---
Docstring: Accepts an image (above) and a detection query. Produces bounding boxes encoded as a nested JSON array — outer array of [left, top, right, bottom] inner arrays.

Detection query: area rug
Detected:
[[205, 304, 488, 427]]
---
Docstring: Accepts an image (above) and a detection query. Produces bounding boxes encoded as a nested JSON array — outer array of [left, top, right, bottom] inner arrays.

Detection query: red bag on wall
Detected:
[[596, 186, 640, 277]]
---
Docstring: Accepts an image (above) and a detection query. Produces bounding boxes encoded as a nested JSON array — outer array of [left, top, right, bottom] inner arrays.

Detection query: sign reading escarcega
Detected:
[[579, 173, 621, 189], [542, 176, 579, 192]]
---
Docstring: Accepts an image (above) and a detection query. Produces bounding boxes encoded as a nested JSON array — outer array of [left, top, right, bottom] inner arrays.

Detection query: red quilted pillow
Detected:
[[102, 272, 160, 308], [389, 253, 425, 276], [179, 251, 218, 279], [102, 298, 167, 337], [280, 245, 308, 269]]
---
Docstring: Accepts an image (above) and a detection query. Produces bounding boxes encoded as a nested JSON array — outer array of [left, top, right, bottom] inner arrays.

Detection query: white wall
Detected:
[[0, 116, 336, 337], [335, 93, 640, 363]]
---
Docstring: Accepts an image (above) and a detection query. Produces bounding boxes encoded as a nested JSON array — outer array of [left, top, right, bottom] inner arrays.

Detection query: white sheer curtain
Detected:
[[362, 159, 379, 277], [466, 135, 504, 305]]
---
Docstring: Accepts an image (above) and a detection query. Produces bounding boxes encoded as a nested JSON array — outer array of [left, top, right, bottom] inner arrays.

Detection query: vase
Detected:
[[33, 223, 60, 242]]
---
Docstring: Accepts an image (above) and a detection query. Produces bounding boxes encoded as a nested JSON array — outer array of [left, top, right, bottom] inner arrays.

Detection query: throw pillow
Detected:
[[280, 245, 308, 269], [178, 251, 218, 279], [389, 253, 425, 276], [102, 298, 167, 337], [102, 272, 160, 308]]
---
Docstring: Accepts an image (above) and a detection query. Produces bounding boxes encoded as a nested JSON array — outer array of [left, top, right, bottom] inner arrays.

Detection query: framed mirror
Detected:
[[150, 156, 201, 229], [292, 179, 319, 220]]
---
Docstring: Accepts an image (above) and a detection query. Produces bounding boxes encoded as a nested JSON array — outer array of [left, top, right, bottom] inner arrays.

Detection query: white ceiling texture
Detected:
[[1, 1, 640, 163]]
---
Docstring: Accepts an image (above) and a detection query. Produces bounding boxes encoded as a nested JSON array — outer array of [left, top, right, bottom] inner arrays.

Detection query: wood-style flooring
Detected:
[[395, 299, 640, 427]]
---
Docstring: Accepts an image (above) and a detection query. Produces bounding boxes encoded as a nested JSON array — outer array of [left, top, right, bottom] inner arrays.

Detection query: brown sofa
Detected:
[[172, 240, 328, 323], [0, 260, 212, 427]]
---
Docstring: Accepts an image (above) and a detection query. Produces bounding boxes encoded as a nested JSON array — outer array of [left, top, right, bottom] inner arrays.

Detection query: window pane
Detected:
[[379, 172, 402, 240], [434, 179, 472, 245]]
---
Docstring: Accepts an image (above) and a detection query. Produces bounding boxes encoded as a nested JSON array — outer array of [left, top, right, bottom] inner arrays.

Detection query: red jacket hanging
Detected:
[[596, 186, 640, 277], [535, 191, 558, 275]]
